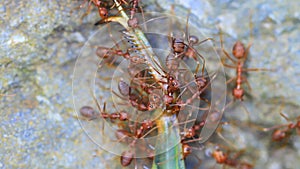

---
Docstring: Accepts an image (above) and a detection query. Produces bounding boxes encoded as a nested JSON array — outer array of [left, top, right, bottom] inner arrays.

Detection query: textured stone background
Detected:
[[0, 0, 299, 169]]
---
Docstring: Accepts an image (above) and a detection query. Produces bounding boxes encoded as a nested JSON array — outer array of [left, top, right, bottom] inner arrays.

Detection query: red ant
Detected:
[[98, 0, 145, 29], [219, 29, 273, 101], [80, 0, 108, 18], [263, 112, 300, 142], [93, 5, 146, 65], [114, 119, 156, 167], [167, 72, 215, 113], [175, 121, 206, 165], [95, 44, 150, 72], [210, 146, 253, 169], [168, 7, 213, 76], [96, 46, 146, 63], [79, 104, 129, 121], [170, 34, 212, 74], [91, 118, 155, 168]]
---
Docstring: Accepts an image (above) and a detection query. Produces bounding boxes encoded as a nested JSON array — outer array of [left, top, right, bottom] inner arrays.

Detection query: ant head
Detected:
[[272, 129, 286, 141], [119, 111, 129, 121], [98, 7, 108, 18], [233, 88, 244, 100], [212, 149, 227, 163], [96, 47, 110, 58], [128, 18, 138, 28], [186, 128, 195, 138], [171, 79, 179, 87], [232, 41, 245, 59], [189, 35, 199, 45]]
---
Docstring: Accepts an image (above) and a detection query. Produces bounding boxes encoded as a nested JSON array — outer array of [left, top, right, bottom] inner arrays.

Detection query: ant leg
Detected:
[[242, 67, 275, 72], [192, 154, 202, 169], [232, 149, 245, 159], [243, 42, 253, 61], [242, 76, 252, 92], [219, 28, 237, 64], [193, 61, 200, 77], [195, 37, 214, 46], [143, 16, 169, 29], [168, 4, 175, 48], [138, 2, 147, 31], [226, 77, 236, 84], [200, 97, 211, 108], [89, 86, 103, 113], [140, 126, 158, 139], [240, 101, 251, 125], [185, 9, 192, 43], [70, 0, 89, 16], [221, 58, 237, 69], [182, 137, 205, 144], [261, 123, 289, 132], [216, 124, 239, 150], [174, 103, 210, 111], [222, 47, 237, 64], [80, 1, 94, 22], [279, 112, 290, 121], [106, 23, 121, 50], [222, 100, 234, 112], [244, 12, 254, 61], [192, 48, 206, 76]]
